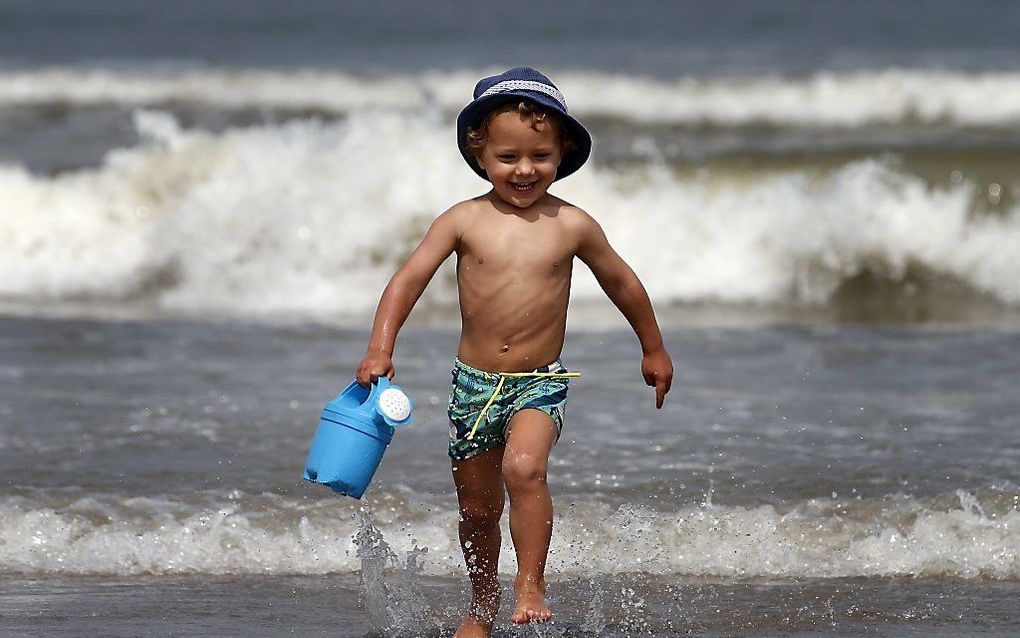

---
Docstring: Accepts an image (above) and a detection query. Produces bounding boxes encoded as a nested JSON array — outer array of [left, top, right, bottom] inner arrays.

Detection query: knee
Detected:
[[502, 452, 547, 491]]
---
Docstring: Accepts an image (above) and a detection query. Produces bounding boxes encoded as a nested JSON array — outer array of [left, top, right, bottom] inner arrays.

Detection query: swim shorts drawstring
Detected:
[[466, 370, 581, 440]]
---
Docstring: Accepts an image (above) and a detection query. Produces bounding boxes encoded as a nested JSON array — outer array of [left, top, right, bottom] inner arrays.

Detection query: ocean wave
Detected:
[[2, 110, 1018, 319], [4, 66, 1020, 128], [1, 487, 1017, 579]]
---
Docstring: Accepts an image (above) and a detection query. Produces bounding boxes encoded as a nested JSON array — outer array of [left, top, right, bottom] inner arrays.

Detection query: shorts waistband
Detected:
[[453, 357, 566, 378]]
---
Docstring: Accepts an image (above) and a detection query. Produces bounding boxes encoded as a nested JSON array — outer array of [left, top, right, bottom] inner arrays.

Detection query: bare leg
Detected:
[[503, 409, 558, 624], [452, 446, 505, 638]]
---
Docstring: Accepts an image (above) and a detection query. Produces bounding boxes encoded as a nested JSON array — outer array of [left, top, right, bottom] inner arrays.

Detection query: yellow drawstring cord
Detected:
[[466, 370, 581, 440]]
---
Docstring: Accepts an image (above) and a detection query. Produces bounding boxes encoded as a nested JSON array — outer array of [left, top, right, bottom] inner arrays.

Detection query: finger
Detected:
[[386, 368, 395, 380], [655, 381, 666, 409], [644, 370, 656, 387]]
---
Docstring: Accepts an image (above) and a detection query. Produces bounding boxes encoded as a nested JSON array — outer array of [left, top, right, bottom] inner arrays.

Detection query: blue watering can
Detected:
[[303, 376, 413, 499]]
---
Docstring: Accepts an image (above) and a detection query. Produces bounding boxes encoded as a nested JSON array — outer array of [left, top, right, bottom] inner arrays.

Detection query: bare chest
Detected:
[[457, 214, 576, 276]]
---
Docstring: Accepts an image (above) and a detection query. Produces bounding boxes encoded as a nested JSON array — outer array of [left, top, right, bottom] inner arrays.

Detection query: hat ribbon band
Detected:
[[477, 80, 567, 111]]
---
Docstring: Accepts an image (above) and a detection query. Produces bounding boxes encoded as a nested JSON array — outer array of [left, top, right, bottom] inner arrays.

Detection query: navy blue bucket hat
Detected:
[[457, 67, 592, 182]]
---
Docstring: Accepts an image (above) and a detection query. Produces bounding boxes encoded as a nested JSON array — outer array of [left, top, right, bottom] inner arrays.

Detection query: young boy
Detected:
[[355, 67, 673, 637]]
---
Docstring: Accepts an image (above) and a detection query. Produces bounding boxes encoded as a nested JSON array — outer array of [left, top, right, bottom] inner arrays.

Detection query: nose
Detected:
[[515, 158, 535, 176]]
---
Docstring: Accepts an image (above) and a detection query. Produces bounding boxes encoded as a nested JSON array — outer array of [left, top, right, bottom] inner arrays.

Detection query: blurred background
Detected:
[[2, 0, 1019, 325]]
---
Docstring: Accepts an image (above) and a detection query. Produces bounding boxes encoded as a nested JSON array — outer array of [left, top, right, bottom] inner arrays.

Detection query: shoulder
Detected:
[[544, 198, 613, 261], [431, 198, 482, 232], [440, 198, 474, 220], [443, 195, 497, 221], [547, 197, 601, 239]]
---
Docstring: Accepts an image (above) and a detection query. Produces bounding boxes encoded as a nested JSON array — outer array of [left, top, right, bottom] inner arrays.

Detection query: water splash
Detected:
[[956, 489, 987, 518], [353, 508, 438, 637], [518, 623, 566, 638], [619, 585, 651, 635], [580, 579, 606, 634], [703, 464, 716, 509]]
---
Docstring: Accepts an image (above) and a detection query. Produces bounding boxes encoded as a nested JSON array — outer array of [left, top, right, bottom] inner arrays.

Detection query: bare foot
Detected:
[[454, 592, 499, 638], [453, 613, 493, 638], [511, 580, 552, 624]]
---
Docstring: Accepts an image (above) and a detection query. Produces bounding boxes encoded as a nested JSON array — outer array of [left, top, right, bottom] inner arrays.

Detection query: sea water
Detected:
[[2, 1, 1020, 635], [1, 318, 1018, 636]]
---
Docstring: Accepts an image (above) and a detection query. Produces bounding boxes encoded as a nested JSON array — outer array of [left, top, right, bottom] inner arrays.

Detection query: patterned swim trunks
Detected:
[[448, 358, 574, 461]]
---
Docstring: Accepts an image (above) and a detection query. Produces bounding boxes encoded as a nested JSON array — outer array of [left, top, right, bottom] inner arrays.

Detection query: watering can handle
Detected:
[[337, 375, 389, 400], [366, 375, 392, 405]]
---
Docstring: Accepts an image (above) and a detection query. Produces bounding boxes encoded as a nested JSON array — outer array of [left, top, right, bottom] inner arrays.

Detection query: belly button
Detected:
[[500, 344, 510, 354]]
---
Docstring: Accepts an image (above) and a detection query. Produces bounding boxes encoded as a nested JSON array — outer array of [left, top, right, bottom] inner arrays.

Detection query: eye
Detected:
[[498, 155, 515, 162], [534, 153, 551, 160]]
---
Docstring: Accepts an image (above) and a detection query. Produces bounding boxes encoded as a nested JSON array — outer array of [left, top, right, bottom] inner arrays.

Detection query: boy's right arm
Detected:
[[356, 207, 462, 386]]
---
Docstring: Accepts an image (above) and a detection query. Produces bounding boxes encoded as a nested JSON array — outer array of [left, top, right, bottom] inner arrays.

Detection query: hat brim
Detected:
[[456, 92, 592, 183]]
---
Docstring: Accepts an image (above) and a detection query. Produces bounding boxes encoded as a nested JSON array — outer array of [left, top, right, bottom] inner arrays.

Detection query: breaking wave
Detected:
[[2, 487, 1017, 579], [4, 66, 1020, 127], [2, 110, 1018, 320]]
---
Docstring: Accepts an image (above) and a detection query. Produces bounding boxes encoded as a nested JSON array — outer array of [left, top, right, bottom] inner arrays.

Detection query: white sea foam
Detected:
[[2, 111, 1018, 319], [4, 66, 1020, 127], [1, 489, 1017, 579]]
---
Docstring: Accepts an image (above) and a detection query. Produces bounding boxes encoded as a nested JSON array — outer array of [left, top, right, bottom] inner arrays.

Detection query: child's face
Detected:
[[475, 111, 563, 209]]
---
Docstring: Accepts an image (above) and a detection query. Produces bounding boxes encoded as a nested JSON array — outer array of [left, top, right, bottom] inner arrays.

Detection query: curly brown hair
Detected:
[[465, 100, 577, 158]]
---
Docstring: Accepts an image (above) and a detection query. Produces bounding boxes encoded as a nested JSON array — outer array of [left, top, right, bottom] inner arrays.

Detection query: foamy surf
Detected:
[[2, 487, 1017, 579], [5, 67, 1020, 128], [2, 111, 1018, 321]]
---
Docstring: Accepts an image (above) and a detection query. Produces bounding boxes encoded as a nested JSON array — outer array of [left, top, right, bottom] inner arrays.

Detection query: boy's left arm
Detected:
[[575, 213, 673, 408]]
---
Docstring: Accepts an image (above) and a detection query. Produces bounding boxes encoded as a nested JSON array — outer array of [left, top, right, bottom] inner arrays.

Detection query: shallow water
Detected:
[[2, 574, 1019, 637], [1, 317, 1018, 635]]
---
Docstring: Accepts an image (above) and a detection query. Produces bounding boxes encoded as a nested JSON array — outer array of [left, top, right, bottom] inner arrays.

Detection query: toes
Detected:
[[512, 607, 551, 624]]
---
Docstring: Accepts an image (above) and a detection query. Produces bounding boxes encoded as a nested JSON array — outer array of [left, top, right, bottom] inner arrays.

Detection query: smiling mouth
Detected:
[[510, 182, 537, 192]]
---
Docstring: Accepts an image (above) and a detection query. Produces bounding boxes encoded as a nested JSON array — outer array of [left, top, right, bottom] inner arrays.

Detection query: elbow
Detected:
[[386, 269, 428, 303], [601, 271, 640, 300]]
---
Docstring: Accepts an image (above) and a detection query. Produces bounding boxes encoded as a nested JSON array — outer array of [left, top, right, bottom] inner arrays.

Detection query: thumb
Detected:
[[643, 369, 657, 387]]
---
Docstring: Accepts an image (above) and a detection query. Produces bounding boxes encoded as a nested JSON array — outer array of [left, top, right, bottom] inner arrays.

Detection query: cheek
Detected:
[[491, 165, 514, 180]]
